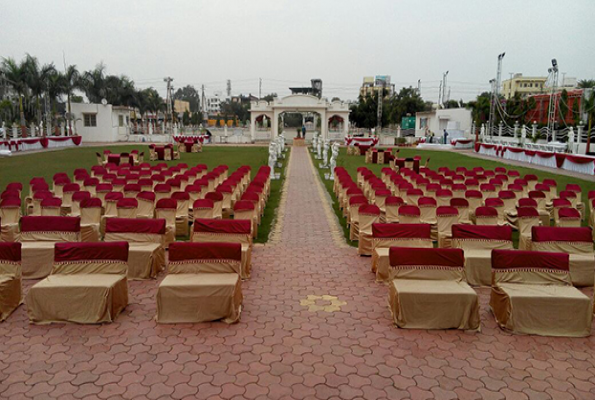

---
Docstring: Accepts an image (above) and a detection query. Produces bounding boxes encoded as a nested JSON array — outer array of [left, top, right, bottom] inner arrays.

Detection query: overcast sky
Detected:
[[2, 0, 593, 102]]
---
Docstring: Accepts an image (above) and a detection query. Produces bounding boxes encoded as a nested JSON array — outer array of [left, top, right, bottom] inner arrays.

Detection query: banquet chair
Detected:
[[83, 178, 100, 196], [0, 198, 21, 242], [556, 207, 581, 228], [155, 199, 177, 246], [371, 223, 433, 282], [405, 188, 423, 207], [388, 247, 480, 331], [19, 216, 81, 280], [26, 242, 129, 325], [0, 242, 22, 321], [216, 185, 234, 218], [435, 189, 453, 207], [116, 198, 138, 219], [348, 198, 368, 241], [559, 190, 582, 220], [436, 206, 459, 248], [385, 196, 404, 223], [517, 207, 540, 250], [452, 224, 513, 287], [157, 242, 242, 324], [205, 192, 224, 219], [172, 192, 191, 237], [565, 184, 584, 217], [484, 198, 505, 226], [40, 197, 62, 217], [193, 199, 216, 222], [418, 197, 437, 227], [154, 184, 172, 202], [465, 190, 483, 219], [234, 201, 257, 239], [398, 205, 421, 225], [357, 205, 381, 256], [71, 191, 91, 218], [123, 183, 142, 199], [374, 189, 391, 216], [450, 198, 471, 224], [552, 198, 572, 226], [80, 198, 103, 242], [136, 192, 156, 219], [528, 190, 550, 227], [192, 219, 253, 280], [490, 250, 591, 337], [104, 218, 166, 280]]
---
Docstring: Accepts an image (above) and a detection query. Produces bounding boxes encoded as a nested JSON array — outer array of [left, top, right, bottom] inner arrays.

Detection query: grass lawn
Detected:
[[313, 147, 595, 247], [0, 144, 288, 243]]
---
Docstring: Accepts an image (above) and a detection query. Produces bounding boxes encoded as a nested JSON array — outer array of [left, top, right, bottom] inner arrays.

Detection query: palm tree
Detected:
[[63, 65, 80, 135], [584, 90, 595, 153], [24, 54, 56, 131], [46, 71, 65, 135], [80, 63, 107, 103], [1, 57, 30, 136], [145, 88, 164, 133], [578, 79, 595, 89]]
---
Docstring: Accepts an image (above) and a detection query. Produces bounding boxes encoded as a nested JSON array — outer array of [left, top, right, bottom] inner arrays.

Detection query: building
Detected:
[[173, 99, 190, 114], [501, 74, 547, 99], [231, 94, 258, 104], [71, 103, 132, 142], [289, 79, 322, 98], [525, 89, 586, 125], [204, 94, 222, 114], [360, 75, 393, 98], [415, 108, 472, 139]]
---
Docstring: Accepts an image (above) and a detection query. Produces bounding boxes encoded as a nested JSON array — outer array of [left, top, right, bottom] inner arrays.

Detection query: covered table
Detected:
[[0, 136, 81, 153], [345, 136, 379, 147], [151, 145, 174, 160]]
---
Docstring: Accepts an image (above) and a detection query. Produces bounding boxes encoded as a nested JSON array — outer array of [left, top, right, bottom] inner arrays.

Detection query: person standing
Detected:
[[443, 129, 449, 145], [301, 125, 306, 139]]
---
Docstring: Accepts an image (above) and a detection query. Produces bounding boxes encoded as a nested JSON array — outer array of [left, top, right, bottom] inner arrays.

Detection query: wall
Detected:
[[415, 108, 472, 137], [71, 103, 116, 142]]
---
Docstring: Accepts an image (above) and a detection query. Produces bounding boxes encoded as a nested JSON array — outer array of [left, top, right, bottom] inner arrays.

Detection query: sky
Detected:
[[1, 0, 594, 103]]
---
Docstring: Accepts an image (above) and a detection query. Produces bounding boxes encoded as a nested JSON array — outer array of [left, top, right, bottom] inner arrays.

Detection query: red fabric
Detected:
[[54, 242, 128, 262], [359, 204, 381, 216], [193, 199, 214, 209], [137, 192, 156, 201], [124, 184, 141, 193], [543, 179, 557, 187], [169, 242, 242, 262], [372, 223, 431, 239], [349, 196, 368, 206], [105, 218, 166, 234], [389, 247, 464, 268], [21, 216, 81, 232], [216, 184, 233, 194], [172, 192, 190, 201], [517, 207, 539, 218], [465, 190, 482, 199], [234, 201, 255, 212], [105, 192, 124, 202], [386, 196, 404, 206], [484, 198, 504, 207], [205, 192, 224, 202], [518, 198, 537, 208], [406, 188, 424, 196], [398, 205, 420, 217], [559, 190, 577, 200], [492, 249, 569, 271], [1, 190, 20, 200], [418, 197, 437, 207], [0, 198, 21, 208], [193, 218, 251, 234], [81, 198, 102, 208], [450, 198, 469, 207], [498, 190, 516, 200], [437, 206, 458, 216], [566, 184, 582, 193], [0, 242, 21, 262], [558, 208, 581, 219], [154, 184, 171, 193], [532, 226, 594, 243], [374, 189, 391, 197], [436, 189, 453, 197], [73, 192, 91, 202], [41, 197, 62, 208], [117, 198, 138, 208], [452, 224, 512, 240], [6, 182, 23, 192], [156, 199, 177, 209], [552, 198, 571, 208], [33, 191, 52, 201], [528, 191, 546, 199], [241, 193, 260, 203], [565, 154, 595, 164], [475, 206, 497, 217]]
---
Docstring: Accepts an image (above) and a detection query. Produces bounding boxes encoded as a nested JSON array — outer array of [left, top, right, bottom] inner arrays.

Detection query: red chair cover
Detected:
[[21, 216, 80, 232], [452, 224, 512, 240], [0, 242, 21, 261], [54, 242, 129, 262], [105, 218, 166, 234], [492, 249, 568, 271], [390, 247, 464, 268]]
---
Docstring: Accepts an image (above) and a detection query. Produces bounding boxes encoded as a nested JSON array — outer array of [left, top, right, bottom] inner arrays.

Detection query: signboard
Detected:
[[401, 116, 416, 130], [375, 75, 391, 87]]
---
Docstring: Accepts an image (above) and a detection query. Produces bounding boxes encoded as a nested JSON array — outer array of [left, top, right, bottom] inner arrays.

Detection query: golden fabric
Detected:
[[1, 224, 20, 242], [372, 239, 433, 282], [26, 274, 128, 324], [452, 239, 513, 287], [21, 242, 58, 280], [81, 224, 101, 242], [437, 215, 458, 249], [518, 217, 540, 251], [104, 233, 165, 280], [357, 214, 379, 256], [388, 278, 480, 330], [0, 261, 22, 321], [191, 233, 252, 279], [156, 273, 242, 324], [531, 241, 595, 287]]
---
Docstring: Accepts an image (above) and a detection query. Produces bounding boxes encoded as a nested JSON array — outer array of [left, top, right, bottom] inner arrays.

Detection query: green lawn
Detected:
[[0, 145, 288, 243], [313, 147, 595, 246]]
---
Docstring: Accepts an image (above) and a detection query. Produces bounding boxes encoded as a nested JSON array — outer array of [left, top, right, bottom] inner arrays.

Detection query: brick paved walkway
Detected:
[[1, 146, 595, 399]]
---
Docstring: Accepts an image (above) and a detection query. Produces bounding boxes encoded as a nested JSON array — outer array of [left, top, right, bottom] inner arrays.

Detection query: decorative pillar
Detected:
[[250, 114, 256, 142], [513, 121, 519, 140], [272, 110, 279, 141], [12, 124, 18, 139], [320, 110, 327, 140], [498, 122, 503, 139], [343, 113, 349, 137], [532, 123, 537, 142]]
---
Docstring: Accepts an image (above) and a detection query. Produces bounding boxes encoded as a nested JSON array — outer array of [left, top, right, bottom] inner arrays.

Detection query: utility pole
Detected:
[[226, 79, 231, 98], [442, 71, 449, 107], [438, 81, 442, 109], [417, 79, 421, 95], [488, 52, 505, 137], [164, 77, 174, 133], [259, 78, 262, 99], [547, 59, 559, 139], [377, 82, 385, 131], [201, 84, 206, 120]]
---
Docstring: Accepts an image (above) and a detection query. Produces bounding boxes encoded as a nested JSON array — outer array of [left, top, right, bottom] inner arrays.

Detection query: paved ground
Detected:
[[2, 146, 595, 399]]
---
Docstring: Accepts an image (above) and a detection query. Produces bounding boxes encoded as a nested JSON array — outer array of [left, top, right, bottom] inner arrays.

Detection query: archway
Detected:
[[250, 95, 350, 142]]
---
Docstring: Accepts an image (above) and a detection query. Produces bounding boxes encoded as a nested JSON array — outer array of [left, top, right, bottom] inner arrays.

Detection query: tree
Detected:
[[80, 63, 107, 103], [467, 92, 492, 126], [182, 110, 191, 126], [1, 57, 30, 135], [262, 93, 277, 102], [584, 89, 595, 153], [173, 85, 200, 112], [443, 100, 460, 109], [24, 54, 55, 126], [63, 65, 80, 135], [578, 79, 595, 89]]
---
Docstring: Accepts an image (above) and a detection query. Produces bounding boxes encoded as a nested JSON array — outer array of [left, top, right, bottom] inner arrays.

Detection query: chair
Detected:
[[405, 188, 423, 206], [0, 242, 22, 321], [155, 199, 177, 246], [517, 207, 540, 250], [435, 189, 453, 207], [398, 205, 421, 225], [528, 190, 550, 227], [418, 197, 437, 226], [530, 226, 595, 287], [465, 190, 483, 219], [19, 216, 81, 279], [205, 192, 224, 219], [557, 207, 581, 228], [374, 189, 391, 215], [136, 191, 156, 219], [123, 183, 142, 199], [30, 191, 52, 216], [451, 224, 513, 286], [40, 197, 62, 217], [216, 185, 234, 218], [348, 199, 368, 241], [157, 242, 242, 324], [436, 206, 459, 248], [192, 219, 253, 280], [171, 192, 191, 237], [385, 196, 404, 223], [371, 223, 432, 282], [0, 198, 21, 242], [388, 247, 480, 331], [484, 198, 505, 225], [193, 199, 215, 221], [234, 201, 257, 239], [71, 191, 91, 218], [552, 198, 572, 225], [357, 205, 381, 256], [116, 198, 138, 219], [26, 242, 129, 324], [490, 250, 591, 337], [450, 198, 470, 224], [154, 183, 172, 202], [104, 218, 166, 280]]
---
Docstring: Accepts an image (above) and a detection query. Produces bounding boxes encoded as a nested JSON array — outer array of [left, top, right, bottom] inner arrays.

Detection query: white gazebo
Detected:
[[249, 94, 350, 141]]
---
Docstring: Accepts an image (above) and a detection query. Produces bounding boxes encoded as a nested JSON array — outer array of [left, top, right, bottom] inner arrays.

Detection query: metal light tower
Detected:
[[546, 59, 559, 140], [488, 52, 505, 137], [164, 77, 174, 133], [442, 71, 449, 107]]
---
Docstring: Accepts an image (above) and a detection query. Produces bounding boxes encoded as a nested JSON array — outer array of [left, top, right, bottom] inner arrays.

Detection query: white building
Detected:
[[415, 108, 472, 139], [204, 95, 222, 114], [71, 103, 132, 142]]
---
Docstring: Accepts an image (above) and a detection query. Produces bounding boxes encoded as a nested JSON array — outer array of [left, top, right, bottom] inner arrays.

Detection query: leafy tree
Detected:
[[467, 92, 491, 125], [173, 85, 200, 112], [1, 56, 30, 134], [262, 93, 277, 102], [191, 111, 203, 125], [443, 100, 460, 109], [578, 79, 595, 89], [24, 54, 56, 125]]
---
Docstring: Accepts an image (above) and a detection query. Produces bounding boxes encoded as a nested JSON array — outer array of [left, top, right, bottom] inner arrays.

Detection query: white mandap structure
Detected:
[[249, 94, 350, 141]]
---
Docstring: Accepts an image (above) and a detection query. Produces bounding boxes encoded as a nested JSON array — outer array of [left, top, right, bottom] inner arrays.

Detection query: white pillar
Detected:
[[342, 113, 349, 137], [320, 111, 327, 140], [250, 114, 256, 142], [272, 110, 279, 141]]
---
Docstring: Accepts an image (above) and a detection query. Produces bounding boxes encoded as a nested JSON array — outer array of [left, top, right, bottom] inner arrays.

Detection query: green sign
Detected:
[[401, 116, 416, 130]]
